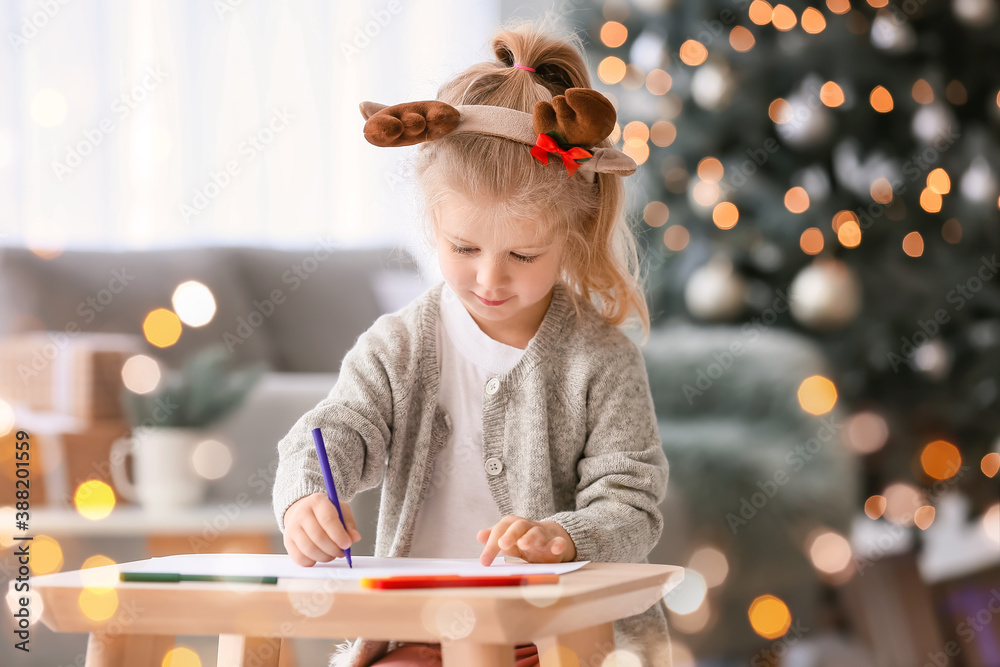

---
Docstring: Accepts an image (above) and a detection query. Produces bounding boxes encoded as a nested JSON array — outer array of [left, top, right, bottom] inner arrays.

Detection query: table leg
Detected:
[[85, 632, 175, 667], [536, 622, 616, 667], [440, 640, 515, 667], [218, 634, 283, 667]]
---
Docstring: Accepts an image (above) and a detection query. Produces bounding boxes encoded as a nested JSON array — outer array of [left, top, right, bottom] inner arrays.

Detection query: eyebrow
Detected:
[[443, 232, 551, 252]]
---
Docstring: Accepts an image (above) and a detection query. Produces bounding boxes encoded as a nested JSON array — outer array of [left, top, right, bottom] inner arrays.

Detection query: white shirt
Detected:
[[408, 284, 528, 557]]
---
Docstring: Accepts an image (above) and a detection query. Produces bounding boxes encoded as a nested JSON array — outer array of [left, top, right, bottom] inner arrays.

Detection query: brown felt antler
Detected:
[[360, 100, 461, 147], [532, 88, 617, 148]]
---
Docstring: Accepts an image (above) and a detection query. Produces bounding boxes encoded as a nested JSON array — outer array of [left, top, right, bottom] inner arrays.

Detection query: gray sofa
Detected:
[[0, 245, 858, 662]]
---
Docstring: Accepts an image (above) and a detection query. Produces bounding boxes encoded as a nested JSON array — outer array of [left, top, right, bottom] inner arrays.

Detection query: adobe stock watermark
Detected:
[[179, 107, 293, 224], [340, 0, 403, 62], [852, 465, 970, 576], [221, 234, 338, 353], [888, 254, 999, 372], [680, 288, 791, 405], [14, 267, 135, 386], [727, 414, 844, 534], [51, 65, 167, 182], [7, 0, 73, 52]]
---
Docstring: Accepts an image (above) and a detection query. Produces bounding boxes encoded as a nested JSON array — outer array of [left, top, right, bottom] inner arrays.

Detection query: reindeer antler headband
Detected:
[[359, 88, 637, 183]]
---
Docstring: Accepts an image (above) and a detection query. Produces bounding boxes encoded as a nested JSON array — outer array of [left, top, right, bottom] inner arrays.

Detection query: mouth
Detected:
[[475, 293, 511, 306]]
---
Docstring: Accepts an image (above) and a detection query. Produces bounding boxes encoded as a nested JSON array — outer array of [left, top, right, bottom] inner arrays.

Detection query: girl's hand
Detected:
[[282, 493, 362, 567], [477, 515, 577, 566]]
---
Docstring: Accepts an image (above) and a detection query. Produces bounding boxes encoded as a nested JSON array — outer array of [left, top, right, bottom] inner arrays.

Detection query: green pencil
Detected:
[[119, 572, 278, 584]]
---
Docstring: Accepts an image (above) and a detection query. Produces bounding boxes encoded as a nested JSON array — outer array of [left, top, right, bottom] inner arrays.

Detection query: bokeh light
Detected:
[[143, 308, 182, 348], [171, 281, 216, 327], [30, 535, 64, 575], [598, 57, 627, 85], [946, 80, 968, 105], [820, 81, 845, 107], [838, 220, 862, 248], [912, 79, 934, 104], [921, 440, 962, 480], [665, 569, 707, 615], [644, 201, 670, 227], [191, 439, 234, 480], [982, 452, 1000, 478], [679, 40, 708, 66], [121, 354, 161, 394], [748, 595, 792, 639], [942, 218, 962, 244], [808, 530, 852, 575], [688, 546, 729, 588], [870, 177, 894, 204], [730, 26, 755, 52], [651, 121, 677, 146], [79, 588, 118, 621], [845, 411, 889, 454], [713, 202, 739, 230], [74, 480, 116, 520], [697, 157, 724, 182], [902, 231, 924, 257], [162, 646, 202, 667], [870, 86, 894, 112], [827, 0, 851, 13], [664, 225, 690, 252], [797, 375, 837, 415], [914, 505, 936, 530], [800, 227, 824, 255], [883, 482, 925, 526], [646, 69, 672, 95], [769, 98, 791, 124], [693, 180, 721, 207], [749, 0, 774, 24], [601, 21, 628, 48], [865, 495, 887, 520], [771, 4, 797, 30], [801, 7, 827, 33], [920, 187, 943, 213], [832, 210, 859, 233], [81, 555, 119, 589], [928, 168, 951, 194], [784, 187, 810, 213]]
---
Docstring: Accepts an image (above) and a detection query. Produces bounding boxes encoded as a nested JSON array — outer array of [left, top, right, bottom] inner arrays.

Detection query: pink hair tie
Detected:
[[513, 63, 536, 72]]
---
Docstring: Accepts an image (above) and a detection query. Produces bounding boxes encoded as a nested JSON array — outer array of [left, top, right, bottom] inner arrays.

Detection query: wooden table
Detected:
[[26, 559, 683, 667]]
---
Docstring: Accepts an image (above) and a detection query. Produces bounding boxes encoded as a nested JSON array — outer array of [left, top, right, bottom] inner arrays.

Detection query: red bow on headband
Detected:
[[530, 133, 593, 177]]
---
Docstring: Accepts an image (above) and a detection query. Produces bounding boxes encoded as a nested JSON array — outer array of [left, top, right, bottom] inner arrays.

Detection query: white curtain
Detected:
[[0, 0, 501, 252]]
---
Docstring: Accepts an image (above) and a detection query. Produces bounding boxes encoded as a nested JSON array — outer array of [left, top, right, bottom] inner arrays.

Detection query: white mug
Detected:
[[110, 428, 209, 512]]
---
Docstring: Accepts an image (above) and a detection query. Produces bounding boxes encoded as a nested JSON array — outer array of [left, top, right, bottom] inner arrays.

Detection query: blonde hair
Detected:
[[413, 16, 651, 343]]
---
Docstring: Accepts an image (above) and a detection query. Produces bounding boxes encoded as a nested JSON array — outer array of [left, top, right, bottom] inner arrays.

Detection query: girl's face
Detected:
[[434, 195, 566, 348]]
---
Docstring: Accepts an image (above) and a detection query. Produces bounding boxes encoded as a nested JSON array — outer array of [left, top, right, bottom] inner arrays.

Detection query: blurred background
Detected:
[[1, 0, 998, 666]]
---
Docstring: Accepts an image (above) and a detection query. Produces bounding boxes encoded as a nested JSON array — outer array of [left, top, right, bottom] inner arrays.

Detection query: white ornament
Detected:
[[953, 0, 996, 26], [691, 63, 733, 111], [960, 156, 998, 203], [775, 92, 833, 149], [871, 11, 917, 52], [684, 256, 747, 321], [789, 258, 862, 329], [912, 104, 958, 145]]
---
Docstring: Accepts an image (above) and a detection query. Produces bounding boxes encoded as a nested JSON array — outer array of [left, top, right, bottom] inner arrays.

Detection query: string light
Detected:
[[679, 40, 709, 66], [801, 7, 827, 33], [870, 86, 894, 112], [902, 231, 924, 257], [713, 202, 739, 229], [784, 186, 810, 213], [771, 4, 798, 30], [730, 26, 755, 52], [837, 219, 862, 248], [820, 82, 845, 107], [601, 21, 628, 48], [598, 56, 627, 84], [800, 228, 824, 255], [749, 0, 774, 25]]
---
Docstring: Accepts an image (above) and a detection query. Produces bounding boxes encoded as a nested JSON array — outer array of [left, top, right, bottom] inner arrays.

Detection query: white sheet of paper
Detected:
[[119, 553, 590, 580]]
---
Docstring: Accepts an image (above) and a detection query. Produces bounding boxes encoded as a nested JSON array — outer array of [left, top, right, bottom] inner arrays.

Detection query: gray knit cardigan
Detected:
[[272, 280, 673, 666]]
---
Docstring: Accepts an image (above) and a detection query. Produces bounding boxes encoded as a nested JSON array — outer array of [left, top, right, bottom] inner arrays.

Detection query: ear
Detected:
[[359, 101, 388, 120]]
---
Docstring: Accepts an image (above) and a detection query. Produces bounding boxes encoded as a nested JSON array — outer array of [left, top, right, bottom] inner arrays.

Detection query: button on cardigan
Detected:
[[272, 280, 673, 667]]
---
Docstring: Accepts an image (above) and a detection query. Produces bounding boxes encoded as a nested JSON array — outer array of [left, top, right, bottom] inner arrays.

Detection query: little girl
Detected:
[[272, 18, 672, 667]]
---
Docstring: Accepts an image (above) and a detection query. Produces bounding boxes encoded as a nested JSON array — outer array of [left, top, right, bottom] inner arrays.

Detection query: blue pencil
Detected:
[[311, 427, 352, 568]]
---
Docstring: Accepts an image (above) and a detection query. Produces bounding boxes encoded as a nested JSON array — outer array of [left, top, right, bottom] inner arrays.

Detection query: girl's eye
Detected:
[[450, 245, 537, 263]]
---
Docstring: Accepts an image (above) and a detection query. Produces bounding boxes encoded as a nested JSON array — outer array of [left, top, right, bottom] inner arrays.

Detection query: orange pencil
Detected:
[[360, 574, 559, 590]]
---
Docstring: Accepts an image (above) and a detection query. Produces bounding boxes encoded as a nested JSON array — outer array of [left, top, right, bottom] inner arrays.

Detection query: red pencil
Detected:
[[360, 574, 560, 590]]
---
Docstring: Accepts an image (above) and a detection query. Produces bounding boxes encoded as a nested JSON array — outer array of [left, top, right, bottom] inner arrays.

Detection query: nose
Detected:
[[475, 255, 507, 292]]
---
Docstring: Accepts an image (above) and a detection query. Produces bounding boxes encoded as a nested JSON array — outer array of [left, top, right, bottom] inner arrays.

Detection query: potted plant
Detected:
[[111, 344, 266, 511]]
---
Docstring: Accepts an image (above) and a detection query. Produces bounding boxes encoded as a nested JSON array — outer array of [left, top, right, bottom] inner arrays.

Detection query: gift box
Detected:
[[7, 410, 135, 510], [0, 332, 144, 422]]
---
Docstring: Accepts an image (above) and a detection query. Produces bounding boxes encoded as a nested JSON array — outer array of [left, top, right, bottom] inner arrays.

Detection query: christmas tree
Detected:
[[575, 0, 1000, 658]]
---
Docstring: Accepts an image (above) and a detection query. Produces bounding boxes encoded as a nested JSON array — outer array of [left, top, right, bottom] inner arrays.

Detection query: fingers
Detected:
[[313, 499, 359, 550]]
